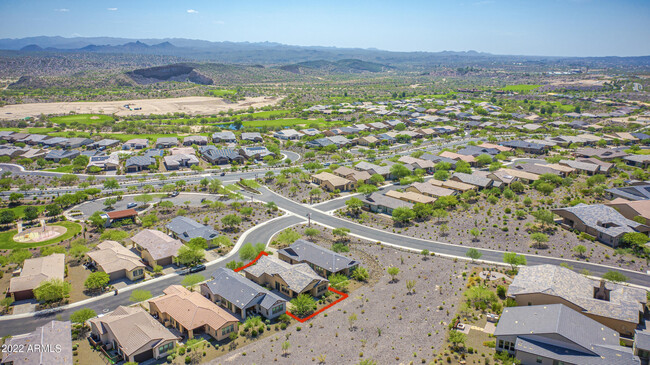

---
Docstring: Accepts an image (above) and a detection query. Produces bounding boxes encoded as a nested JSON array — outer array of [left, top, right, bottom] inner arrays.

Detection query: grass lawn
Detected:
[[207, 89, 237, 97], [1, 205, 46, 219], [49, 114, 114, 125], [0, 221, 82, 249], [626, 149, 650, 155], [45, 165, 75, 173], [501, 84, 542, 92]]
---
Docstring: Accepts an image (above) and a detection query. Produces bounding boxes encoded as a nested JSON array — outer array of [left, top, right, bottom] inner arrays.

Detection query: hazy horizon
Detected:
[[1, 0, 649, 57]]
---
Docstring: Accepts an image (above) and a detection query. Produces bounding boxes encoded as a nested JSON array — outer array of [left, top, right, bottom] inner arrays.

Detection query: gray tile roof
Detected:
[[244, 255, 327, 294], [559, 159, 600, 173], [277, 239, 358, 274], [212, 131, 236, 141], [606, 184, 650, 201], [507, 264, 647, 323], [241, 132, 262, 141], [125, 155, 155, 168], [166, 216, 219, 241], [451, 172, 493, 188], [204, 268, 285, 312], [362, 192, 414, 210], [1, 320, 73, 365], [496, 304, 637, 365], [199, 145, 240, 160], [552, 203, 648, 239], [131, 229, 184, 261], [635, 330, 650, 351]]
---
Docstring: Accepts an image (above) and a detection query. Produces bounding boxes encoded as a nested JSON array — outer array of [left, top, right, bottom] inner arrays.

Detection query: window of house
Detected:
[[509, 342, 515, 351], [158, 342, 174, 354], [498, 340, 504, 348], [272, 305, 284, 315], [536, 356, 543, 363], [221, 324, 234, 336], [133, 269, 143, 277]]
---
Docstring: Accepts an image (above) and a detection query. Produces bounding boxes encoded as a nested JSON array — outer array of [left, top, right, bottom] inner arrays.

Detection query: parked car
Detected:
[[220, 172, 226, 176], [170, 191, 179, 197], [126, 202, 137, 209], [189, 264, 206, 273]]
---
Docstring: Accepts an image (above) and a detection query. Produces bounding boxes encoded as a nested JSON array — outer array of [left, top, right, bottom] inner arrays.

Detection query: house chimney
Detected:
[[594, 280, 609, 301]]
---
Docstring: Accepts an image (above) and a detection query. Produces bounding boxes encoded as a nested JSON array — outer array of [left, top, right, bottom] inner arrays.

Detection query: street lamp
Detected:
[[306, 213, 311, 227]]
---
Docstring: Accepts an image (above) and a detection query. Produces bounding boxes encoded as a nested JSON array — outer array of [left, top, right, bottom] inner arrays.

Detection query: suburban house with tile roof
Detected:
[[244, 256, 329, 298], [559, 159, 600, 175], [635, 330, 650, 364], [439, 150, 476, 165], [125, 155, 155, 173], [428, 178, 477, 192], [277, 239, 359, 277], [1, 321, 73, 365], [212, 131, 237, 143], [606, 199, 650, 225], [89, 306, 179, 363], [574, 147, 628, 161], [361, 192, 414, 215], [183, 135, 208, 146], [273, 129, 303, 140], [406, 182, 456, 197], [87, 241, 146, 281], [507, 264, 648, 338], [551, 203, 650, 247], [332, 166, 371, 184], [385, 190, 436, 205], [155, 137, 179, 149], [494, 304, 639, 365], [451, 172, 493, 190], [165, 216, 219, 244], [200, 268, 287, 320], [131, 229, 184, 267], [163, 154, 199, 170], [607, 184, 650, 201], [9, 253, 65, 301], [311, 172, 355, 192], [240, 132, 263, 142], [198, 145, 244, 165], [122, 138, 149, 150], [149, 285, 239, 340], [577, 157, 614, 175]]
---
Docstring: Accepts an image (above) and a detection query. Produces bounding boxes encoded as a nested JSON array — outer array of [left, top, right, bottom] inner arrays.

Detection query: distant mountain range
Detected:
[[1, 36, 649, 67]]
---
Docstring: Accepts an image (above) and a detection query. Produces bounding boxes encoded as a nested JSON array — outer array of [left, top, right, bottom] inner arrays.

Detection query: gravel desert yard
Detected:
[[209, 223, 491, 365]]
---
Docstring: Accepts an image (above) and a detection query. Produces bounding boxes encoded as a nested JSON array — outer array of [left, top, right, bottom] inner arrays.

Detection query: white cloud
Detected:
[[54, 8, 69, 12], [187, 9, 198, 14], [107, 7, 118, 11]]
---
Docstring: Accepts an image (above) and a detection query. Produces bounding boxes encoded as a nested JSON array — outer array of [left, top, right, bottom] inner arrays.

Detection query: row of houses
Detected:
[[493, 264, 649, 365]]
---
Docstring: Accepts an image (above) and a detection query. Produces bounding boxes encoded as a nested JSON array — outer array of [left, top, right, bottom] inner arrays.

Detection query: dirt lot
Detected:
[[336, 186, 649, 273], [0, 96, 281, 120], [209, 223, 484, 365]]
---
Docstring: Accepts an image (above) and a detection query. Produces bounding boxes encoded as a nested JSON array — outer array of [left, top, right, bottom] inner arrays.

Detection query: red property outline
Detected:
[[286, 287, 348, 323], [233, 251, 348, 322]]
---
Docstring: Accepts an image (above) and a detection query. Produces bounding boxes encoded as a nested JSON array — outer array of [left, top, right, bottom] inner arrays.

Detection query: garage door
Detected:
[[133, 349, 154, 363]]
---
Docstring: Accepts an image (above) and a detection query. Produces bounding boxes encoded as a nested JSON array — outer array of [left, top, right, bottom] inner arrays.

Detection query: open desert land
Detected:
[[0, 95, 282, 120]]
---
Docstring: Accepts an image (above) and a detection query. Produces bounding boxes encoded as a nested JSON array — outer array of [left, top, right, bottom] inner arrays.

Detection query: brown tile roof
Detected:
[[9, 253, 65, 293], [87, 241, 145, 274], [89, 306, 179, 357], [131, 229, 184, 261], [439, 151, 476, 163], [107, 209, 138, 219], [407, 182, 455, 197], [149, 285, 238, 331], [312, 172, 352, 187], [385, 190, 436, 204]]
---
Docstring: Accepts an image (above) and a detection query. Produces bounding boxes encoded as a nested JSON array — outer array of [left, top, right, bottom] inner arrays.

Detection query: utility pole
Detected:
[[306, 213, 311, 227]]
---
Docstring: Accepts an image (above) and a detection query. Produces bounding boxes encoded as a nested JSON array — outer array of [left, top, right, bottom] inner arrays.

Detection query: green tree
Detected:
[[510, 181, 525, 193], [9, 248, 32, 264], [464, 285, 498, 308], [351, 267, 369, 282], [23, 206, 39, 221], [387, 266, 400, 282], [84, 272, 110, 291], [304, 228, 320, 239], [332, 227, 351, 242], [433, 169, 449, 180], [181, 273, 205, 289], [290, 294, 316, 317], [368, 174, 385, 185], [188, 237, 208, 250], [466, 248, 482, 263], [133, 194, 153, 205], [392, 207, 414, 225], [470, 228, 480, 241], [413, 203, 434, 220], [141, 213, 158, 228], [390, 164, 410, 179], [171, 246, 203, 268], [239, 243, 258, 261], [602, 270, 627, 283], [530, 232, 549, 249], [448, 330, 467, 349], [221, 214, 242, 231], [345, 197, 364, 216], [503, 252, 527, 271], [475, 154, 492, 167], [129, 289, 152, 303], [70, 308, 96, 330], [532, 209, 555, 228], [0, 209, 16, 225], [45, 204, 62, 217], [328, 273, 350, 292], [34, 278, 70, 303], [573, 244, 587, 258], [103, 178, 119, 191], [1, 297, 14, 313], [9, 192, 24, 203]]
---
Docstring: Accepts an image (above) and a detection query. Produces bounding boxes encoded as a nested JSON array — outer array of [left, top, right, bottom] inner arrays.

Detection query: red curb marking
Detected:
[[286, 287, 348, 323], [233, 251, 349, 322], [234, 251, 268, 272]]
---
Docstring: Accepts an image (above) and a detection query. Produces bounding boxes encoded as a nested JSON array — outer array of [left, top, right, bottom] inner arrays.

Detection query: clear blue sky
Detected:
[[1, 0, 649, 57]]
